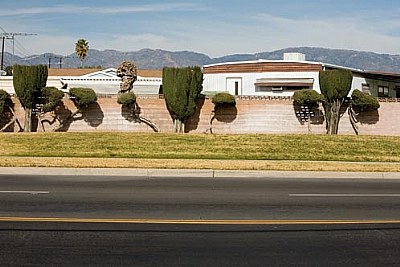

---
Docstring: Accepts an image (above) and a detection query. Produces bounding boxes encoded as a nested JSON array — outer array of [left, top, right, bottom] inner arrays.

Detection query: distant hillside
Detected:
[[3, 47, 400, 72], [211, 47, 400, 72]]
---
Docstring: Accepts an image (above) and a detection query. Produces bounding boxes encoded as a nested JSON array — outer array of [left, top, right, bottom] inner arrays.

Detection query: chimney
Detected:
[[283, 53, 306, 61]]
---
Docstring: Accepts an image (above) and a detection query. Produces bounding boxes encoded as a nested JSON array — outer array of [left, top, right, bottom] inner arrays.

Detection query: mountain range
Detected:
[[2, 47, 400, 73]]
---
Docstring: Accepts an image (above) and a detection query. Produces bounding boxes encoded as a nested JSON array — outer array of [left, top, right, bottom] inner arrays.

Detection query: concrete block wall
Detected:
[[5, 96, 400, 136]]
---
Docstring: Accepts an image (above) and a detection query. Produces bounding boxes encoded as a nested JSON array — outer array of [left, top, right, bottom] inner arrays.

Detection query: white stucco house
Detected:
[[202, 53, 400, 98], [60, 68, 162, 95], [0, 68, 162, 95]]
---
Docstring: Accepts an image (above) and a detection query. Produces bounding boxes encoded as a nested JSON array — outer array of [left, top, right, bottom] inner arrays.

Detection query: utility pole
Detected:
[[46, 56, 64, 69], [1, 36, 4, 71], [0, 31, 37, 70]]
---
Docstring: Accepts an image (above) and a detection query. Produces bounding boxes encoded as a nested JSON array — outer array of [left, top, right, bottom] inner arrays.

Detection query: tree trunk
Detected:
[[205, 110, 216, 134], [131, 103, 159, 132], [348, 104, 359, 135], [137, 116, 159, 132], [327, 99, 341, 135], [24, 108, 32, 132], [38, 114, 46, 132], [174, 119, 184, 133]]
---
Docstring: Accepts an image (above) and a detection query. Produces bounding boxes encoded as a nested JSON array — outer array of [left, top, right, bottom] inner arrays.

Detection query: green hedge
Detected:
[[351, 89, 380, 111], [69, 88, 97, 108], [41, 87, 64, 113], [117, 92, 137, 108], [0, 89, 12, 116], [293, 89, 324, 107], [212, 92, 236, 108]]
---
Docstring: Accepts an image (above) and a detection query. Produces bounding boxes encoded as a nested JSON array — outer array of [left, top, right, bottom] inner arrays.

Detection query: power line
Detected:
[[1, 29, 37, 70], [14, 38, 32, 57]]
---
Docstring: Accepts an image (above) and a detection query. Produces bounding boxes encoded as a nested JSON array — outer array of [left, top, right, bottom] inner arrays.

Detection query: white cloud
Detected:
[[0, 3, 201, 17], [250, 13, 400, 54], [3, 6, 400, 58]]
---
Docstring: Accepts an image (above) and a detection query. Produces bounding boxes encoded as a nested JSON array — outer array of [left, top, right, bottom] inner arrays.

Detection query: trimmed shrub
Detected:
[[41, 87, 64, 113], [212, 92, 236, 108], [293, 89, 324, 107], [117, 92, 137, 109], [351, 89, 380, 111], [69, 88, 97, 108], [0, 89, 12, 116]]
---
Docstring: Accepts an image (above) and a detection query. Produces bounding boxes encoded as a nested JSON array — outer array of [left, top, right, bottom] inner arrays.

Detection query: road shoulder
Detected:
[[0, 167, 399, 179]]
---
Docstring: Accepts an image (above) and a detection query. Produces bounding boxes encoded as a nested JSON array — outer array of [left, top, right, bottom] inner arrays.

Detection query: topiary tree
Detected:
[[212, 92, 237, 108], [0, 89, 23, 132], [0, 90, 12, 118], [115, 60, 158, 132], [117, 91, 159, 132], [293, 89, 324, 133], [40, 87, 65, 113], [351, 89, 380, 112], [163, 66, 203, 133], [69, 87, 97, 108], [36, 87, 65, 132], [348, 89, 380, 135], [53, 87, 97, 131], [293, 89, 324, 108], [206, 92, 236, 134], [319, 69, 353, 135], [116, 61, 137, 93], [13, 64, 48, 132], [117, 91, 136, 109]]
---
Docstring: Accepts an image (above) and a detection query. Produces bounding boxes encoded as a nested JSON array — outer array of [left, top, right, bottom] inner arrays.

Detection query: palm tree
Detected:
[[75, 39, 89, 68]]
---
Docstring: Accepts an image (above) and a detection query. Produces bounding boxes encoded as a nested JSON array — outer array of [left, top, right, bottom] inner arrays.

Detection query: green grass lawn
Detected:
[[1, 132, 400, 162]]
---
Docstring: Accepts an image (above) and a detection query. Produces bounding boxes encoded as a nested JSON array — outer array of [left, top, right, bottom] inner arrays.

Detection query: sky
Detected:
[[1, 0, 400, 58]]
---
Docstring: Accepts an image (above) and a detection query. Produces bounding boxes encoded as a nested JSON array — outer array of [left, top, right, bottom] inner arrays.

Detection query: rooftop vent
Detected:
[[283, 53, 306, 61]]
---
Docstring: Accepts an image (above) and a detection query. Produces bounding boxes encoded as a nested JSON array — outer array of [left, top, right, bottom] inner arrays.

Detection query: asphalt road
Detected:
[[1, 174, 400, 220], [1, 173, 400, 266]]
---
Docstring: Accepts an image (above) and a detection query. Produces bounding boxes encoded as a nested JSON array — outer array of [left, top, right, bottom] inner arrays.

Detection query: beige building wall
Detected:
[[5, 96, 400, 136]]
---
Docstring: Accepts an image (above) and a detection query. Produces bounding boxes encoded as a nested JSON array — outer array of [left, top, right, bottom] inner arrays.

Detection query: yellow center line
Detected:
[[0, 217, 400, 225]]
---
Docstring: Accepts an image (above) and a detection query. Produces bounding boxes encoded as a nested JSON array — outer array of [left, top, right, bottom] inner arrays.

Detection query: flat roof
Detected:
[[48, 68, 162, 78], [203, 59, 364, 73]]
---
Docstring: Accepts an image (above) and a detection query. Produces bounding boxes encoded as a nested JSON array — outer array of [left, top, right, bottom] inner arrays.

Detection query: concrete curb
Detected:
[[0, 167, 400, 179]]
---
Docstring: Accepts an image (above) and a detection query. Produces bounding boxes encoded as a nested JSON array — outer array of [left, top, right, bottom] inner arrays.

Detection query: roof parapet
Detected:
[[283, 53, 306, 61]]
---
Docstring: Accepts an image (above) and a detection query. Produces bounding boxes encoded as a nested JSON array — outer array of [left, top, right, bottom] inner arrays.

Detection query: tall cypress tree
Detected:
[[163, 66, 203, 133], [319, 69, 353, 134], [13, 65, 48, 132]]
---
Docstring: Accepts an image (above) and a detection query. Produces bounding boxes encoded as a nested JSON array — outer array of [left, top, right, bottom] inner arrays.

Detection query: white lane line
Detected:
[[0, 191, 49, 195], [290, 194, 400, 197]]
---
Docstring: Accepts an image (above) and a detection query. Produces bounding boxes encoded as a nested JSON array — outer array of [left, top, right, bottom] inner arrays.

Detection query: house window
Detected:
[[235, 82, 239, 96], [362, 84, 371, 95], [396, 87, 400, 98], [378, 86, 389, 97]]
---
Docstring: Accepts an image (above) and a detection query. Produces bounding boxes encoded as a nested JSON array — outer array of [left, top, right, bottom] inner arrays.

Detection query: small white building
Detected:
[[202, 53, 400, 98], [60, 68, 162, 95]]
